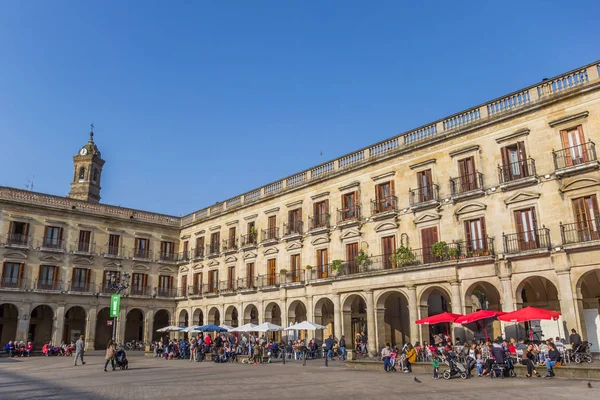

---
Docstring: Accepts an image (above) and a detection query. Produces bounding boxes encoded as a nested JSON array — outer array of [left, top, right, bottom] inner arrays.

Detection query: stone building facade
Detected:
[[2, 61, 600, 352]]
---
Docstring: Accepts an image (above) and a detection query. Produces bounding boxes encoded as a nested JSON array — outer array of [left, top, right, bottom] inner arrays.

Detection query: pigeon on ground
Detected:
[[414, 377, 422, 383], [587, 382, 592, 388]]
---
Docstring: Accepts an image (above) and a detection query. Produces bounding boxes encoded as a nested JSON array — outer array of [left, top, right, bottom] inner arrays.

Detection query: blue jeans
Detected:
[[340, 346, 346, 359], [327, 349, 333, 359], [383, 356, 390, 371], [545, 360, 556, 372]]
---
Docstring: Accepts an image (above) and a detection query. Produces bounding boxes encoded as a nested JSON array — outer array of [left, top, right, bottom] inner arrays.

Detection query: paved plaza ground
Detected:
[[0, 352, 597, 400]]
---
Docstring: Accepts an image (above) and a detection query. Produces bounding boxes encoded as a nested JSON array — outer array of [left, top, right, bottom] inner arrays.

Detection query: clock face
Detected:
[[79, 148, 88, 156]]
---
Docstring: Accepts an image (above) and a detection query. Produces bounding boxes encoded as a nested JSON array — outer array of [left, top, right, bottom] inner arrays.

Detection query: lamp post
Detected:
[[105, 264, 130, 342]]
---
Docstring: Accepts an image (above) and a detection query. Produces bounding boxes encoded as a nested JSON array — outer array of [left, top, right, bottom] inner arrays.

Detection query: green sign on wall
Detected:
[[110, 294, 121, 318]]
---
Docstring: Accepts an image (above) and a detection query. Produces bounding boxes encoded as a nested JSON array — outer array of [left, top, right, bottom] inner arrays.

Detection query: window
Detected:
[[1, 262, 23, 288], [210, 232, 220, 254], [103, 270, 120, 293], [513, 207, 538, 251], [290, 254, 301, 282], [288, 208, 302, 235], [131, 273, 147, 295], [572, 195, 600, 241], [417, 169, 433, 202], [381, 236, 396, 269], [158, 275, 173, 296], [195, 237, 205, 257], [227, 266, 235, 289], [500, 142, 528, 181], [457, 157, 478, 192], [43, 226, 63, 249], [208, 270, 218, 293], [346, 242, 359, 274], [193, 272, 203, 295], [246, 263, 255, 288], [464, 217, 488, 253], [134, 238, 150, 258], [78, 167, 85, 181], [246, 221, 256, 244], [267, 258, 276, 285], [313, 200, 329, 228], [38, 265, 58, 290], [78, 230, 92, 252], [341, 192, 359, 220], [317, 248, 328, 278], [92, 168, 99, 183], [108, 234, 120, 256], [266, 216, 277, 240], [227, 227, 237, 249], [160, 241, 175, 260], [375, 181, 395, 213], [181, 275, 188, 291], [421, 226, 439, 263], [560, 125, 588, 166], [71, 268, 90, 291], [7, 221, 29, 245], [182, 241, 189, 259]]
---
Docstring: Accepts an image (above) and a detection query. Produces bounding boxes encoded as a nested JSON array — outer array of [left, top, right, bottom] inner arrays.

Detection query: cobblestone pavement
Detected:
[[0, 352, 597, 400]]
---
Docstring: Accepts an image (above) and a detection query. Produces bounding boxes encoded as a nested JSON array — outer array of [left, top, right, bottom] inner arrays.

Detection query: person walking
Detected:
[[339, 335, 346, 360], [73, 335, 86, 366], [104, 340, 116, 372], [325, 335, 335, 360]]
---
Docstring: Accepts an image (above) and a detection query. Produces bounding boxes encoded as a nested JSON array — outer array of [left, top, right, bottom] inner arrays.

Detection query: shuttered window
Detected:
[[513, 207, 538, 250], [560, 125, 588, 166], [572, 195, 600, 240], [458, 157, 477, 192], [417, 170, 433, 202], [464, 217, 487, 252], [501, 141, 528, 181], [290, 254, 301, 281], [381, 236, 396, 269], [2, 262, 23, 286], [246, 263, 254, 288], [346, 243, 359, 273], [421, 227, 439, 263], [267, 258, 276, 285]]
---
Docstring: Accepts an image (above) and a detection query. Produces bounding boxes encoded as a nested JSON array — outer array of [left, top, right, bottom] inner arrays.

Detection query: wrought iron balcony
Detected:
[[206, 243, 221, 257], [155, 287, 179, 298], [498, 158, 536, 184], [158, 251, 178, 262], [219, 279, 238, 293], [313, 264, 332, 279], [73, 241, 95, 254], [337, 206, 361, 224], [237, 276, 258, 290], [309, 213, 330, 230], [132, 248, 152, 260], [5, 233, 31, 247], [370, 195, 398, 215], [560, 218, 600, 244], [40, 238, 66, 251], [178, 251, 190, 262], [283, 221, 303, 236], [129, 286, 151, 296], [188, 284, 204, 296], [204, 282, 219, 295], [553, 141, 598, 171], [0, 277, 28, 290], [193, 247, 205, 258], [101, 245, 126, 258], [222, 238, 238, 252], [33, 279, 63, 291], [67, 280, 94, 293], [503, 228, 551, 254], [409, 184, 440, 207], [258, 273, 280, 287], [241, 233, 258, 246], [261, 227, 279, 242], [450, 172, 484, 196]]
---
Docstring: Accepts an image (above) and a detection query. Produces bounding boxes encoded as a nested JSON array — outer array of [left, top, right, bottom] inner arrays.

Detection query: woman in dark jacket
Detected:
[[545, 343, 559, 378], [521, 344, 541, 378]]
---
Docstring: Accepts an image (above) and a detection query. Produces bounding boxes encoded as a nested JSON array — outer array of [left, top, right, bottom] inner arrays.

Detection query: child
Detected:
[[476, 353, 483, 376], [389, 347, 398, 372], [432, 354, 440, 379]]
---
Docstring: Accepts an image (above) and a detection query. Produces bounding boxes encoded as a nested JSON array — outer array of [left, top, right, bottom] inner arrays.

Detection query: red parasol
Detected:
[[497, 306, 560, 323], [415, 312, 463, 337], [455, 310, 506, 342]]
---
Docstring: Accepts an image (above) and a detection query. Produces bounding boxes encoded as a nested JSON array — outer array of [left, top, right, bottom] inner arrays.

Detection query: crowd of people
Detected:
[[3, 341, 34, 357]]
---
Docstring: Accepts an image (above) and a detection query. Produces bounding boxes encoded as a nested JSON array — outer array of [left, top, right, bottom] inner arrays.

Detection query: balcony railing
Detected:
[[560, 218, 600, 244], [68, 280, 94, 293], [371, 195, 398, 214], [0, 277, 28, 290], [241, 234, 258, 247], [222, 238, 238, 252], [193, 247, 205, 258], [309, 213, 330, 230], [73, 241, 95, 254], [503, 228, 551, 254], [450, 172, 483, 196], [314, 264, 332, 279], [498, 158, 536, 183], [337, 206, 361, 224], [219, 279, 238, 292], [237, 276, 258, 290], [553, 141, 597, 170], [204, 282, 219, 295], [280, 269, 305, 284], [132, 248, 152, 260], [129, 286, 151, 296], [261, 227, 279, 242], [409, 184, 440, 206], [100, 284, 118, 294], [258, 273, 280, 287], [40, 238, 66, 251], [283, 221, 303, 236], [156, 287, 179, 298], [206, 243, 221, 256], [34, 279, 63, 291], [159, 251, 178, 262], [101, 245, 126, 258], [5, 233, 30, 247], [188, 284, 203, 296], [179, 251, 190, 262]]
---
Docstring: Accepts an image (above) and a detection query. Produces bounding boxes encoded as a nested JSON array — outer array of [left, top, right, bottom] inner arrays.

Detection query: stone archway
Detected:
[[95, 307, 112, 350], [178, 310, 189, 327], [126, 308, 145, 342], [63, 306, 87, 344], [418, 286, 451, 344], [314, 297, 335, 341], [0, 303, 19, 345], [29, 305, 54, 347], [516, 276, 561, 342], [225, 306, 239, 327], [287, 300, 307, 325], [342, 294, 367, 347], [208, 307, 220, 326], [376, 290, 410, 348], [192, 308, 204, 326], [264, 302, 281, 325], [152, 309, 170, 341], [576, 269, 600, 352], [463, 281, 503, 342], [244, 304, 259, 325]]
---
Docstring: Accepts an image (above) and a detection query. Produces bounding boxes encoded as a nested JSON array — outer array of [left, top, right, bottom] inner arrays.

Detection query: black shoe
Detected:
[[104, 369, 107, 372], [82, 362, 86, 365]]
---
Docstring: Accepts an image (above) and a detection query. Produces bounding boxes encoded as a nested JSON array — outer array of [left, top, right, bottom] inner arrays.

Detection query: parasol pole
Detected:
[[484, 325, 488, 342]]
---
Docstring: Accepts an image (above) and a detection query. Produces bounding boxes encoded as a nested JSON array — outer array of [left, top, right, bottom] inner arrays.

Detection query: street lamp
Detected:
[[105, 263, 131, 342]]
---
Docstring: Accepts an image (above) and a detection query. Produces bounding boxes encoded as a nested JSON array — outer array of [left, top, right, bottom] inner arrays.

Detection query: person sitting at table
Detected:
[[521, 343, 541, 378], [544, 343, 560, 378]]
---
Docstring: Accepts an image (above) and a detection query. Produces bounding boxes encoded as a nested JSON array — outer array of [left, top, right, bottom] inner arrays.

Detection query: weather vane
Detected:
[[90, 123, 94, 139]]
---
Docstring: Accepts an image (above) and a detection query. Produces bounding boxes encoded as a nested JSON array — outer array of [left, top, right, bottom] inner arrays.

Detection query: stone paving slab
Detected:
[[0, 352, 597, 400]]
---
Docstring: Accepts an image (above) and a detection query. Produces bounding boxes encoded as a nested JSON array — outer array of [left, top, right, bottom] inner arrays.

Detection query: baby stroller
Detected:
[[440, 351, 468, 380], [571, 341, 593, 364], [114, 349, 129, 370]]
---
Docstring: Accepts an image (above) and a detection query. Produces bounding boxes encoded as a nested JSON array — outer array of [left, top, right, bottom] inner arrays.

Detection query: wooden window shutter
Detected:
[[501, 145, 511, 170], [58, 227, 63, 241], [38, 265, 42, 281], [578, 125, 589, 162], [560, 129, 571, 166], [23, 223, 29, 237], [464, 220, 472, 245], [342, 194, 348, 209], [18, 264, 24, 283], [8, 221, 13, 235], [424, 170, 432, 187], [85, 269, 91, 288], [480, 217, 487, 242], [591, 194, 600, 218], [517, 141, 527, 161], [514, 210, 524, 235], [71, 268, 76, 285], [324, 199, 329, 214]]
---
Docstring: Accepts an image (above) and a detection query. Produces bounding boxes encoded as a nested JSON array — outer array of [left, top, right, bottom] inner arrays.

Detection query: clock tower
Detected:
[[68, 126, 105, 203]]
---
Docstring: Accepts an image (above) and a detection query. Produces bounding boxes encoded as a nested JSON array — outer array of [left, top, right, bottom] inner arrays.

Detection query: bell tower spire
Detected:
[[68, 124, 105, 203]]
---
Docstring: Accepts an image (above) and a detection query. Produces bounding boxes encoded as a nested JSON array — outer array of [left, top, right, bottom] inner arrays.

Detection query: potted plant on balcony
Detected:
[[390, 246, 416, 267], [448, 247, 459, 260], [279, 268, 289, 277], [249, 226, 258, 244], [431, 241, 448, 261], [355, 250, 372, 272], [330, 259, 343, 277]]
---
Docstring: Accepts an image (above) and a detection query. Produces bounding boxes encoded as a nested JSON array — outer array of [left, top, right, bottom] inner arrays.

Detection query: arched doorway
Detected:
[[225, 306, 239, 327], [30, 305, 54, 347], [208, 307, 220, 326], [63, 306, 87, 344], [376, 291, 410, 348], [418, 286, 451, 344], [516, 276, 561, 342], [95, 307, 112, 349], [178, 310, 188, 327], [577, 269, 600, 352], [244, 304, 259, 324], [342, 294, 367, 346], [264, 302, 281, 325], [192, 308, 204, 326], [0, 303, 19, 344], [464, 281, 502, 342], [152, 309, 170, 341], [288, 300, 306, 325], [314, 297, 335, 341], [125, 308, 144, 342]]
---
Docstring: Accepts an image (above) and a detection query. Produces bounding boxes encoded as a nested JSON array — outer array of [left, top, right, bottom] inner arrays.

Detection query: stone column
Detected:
[[556, 270, 579, 338], [53, 305, 66, 344], [407, 286, 418, 344], [144, 309, 154, 343], [375, 307, 385, 351], [306, 295, 314, 340], [16, 303, 32, 343], [332, 293, 342, 340], [450, 281, 464, 342], [85, 306, 97, 350], [117, 307, 127, 343], [259, 300, 265, 325], [500, 277, 515, 312], [280, 300, 288, 342], [365, 290, 376, 355]]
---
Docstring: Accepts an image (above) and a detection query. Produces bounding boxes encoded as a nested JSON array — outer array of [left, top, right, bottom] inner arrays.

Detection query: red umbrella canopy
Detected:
[[455, 310, 506, 325], [415, 312, 463, 325], [498, 306, 561, 323]]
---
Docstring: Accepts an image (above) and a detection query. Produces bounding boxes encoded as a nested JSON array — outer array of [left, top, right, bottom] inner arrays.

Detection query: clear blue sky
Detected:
[[1, 1, 599, 216]]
